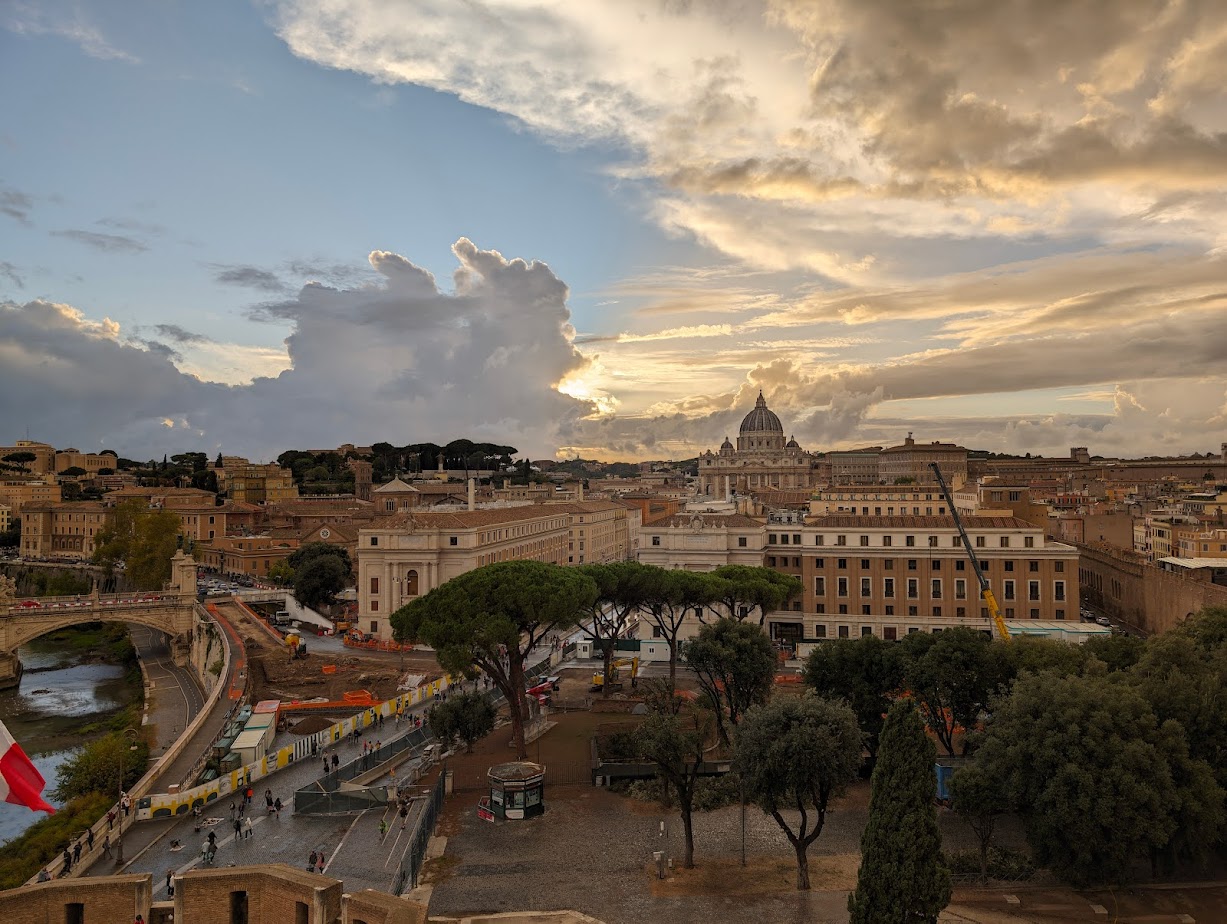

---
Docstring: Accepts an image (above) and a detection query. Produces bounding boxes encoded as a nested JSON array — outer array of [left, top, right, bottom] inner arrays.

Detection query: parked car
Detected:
[[1095, 616, 1112, 627]]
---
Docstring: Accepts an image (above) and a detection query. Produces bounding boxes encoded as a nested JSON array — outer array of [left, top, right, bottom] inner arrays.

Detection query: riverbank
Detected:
[[0, 623, 147, 885]]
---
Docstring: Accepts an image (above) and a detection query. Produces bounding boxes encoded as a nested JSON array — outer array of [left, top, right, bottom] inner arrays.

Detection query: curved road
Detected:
[[129, 624, 205, 758]]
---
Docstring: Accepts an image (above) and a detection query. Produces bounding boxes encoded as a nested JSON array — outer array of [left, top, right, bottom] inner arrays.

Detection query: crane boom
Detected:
[[929, 463, 1011, 642]]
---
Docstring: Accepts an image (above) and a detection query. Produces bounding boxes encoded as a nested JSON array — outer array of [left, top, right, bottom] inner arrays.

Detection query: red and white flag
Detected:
[[0, 720, 55, 814]]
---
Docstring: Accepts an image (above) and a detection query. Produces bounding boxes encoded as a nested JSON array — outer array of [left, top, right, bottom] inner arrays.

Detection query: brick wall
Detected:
[[175, 865, 342, 924], [0, 873, 152, 924], [341, 889, 426, 924]]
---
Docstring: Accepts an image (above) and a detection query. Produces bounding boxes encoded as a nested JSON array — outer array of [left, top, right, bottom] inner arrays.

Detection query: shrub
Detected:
[[944, 848, 1035, 881]]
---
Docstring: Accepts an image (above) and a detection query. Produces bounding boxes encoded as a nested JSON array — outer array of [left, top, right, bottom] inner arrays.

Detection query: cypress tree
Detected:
[[848, 699, 951, 924]]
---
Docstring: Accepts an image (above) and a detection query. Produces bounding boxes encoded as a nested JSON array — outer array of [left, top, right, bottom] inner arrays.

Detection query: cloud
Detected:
[[98, 216, 166, 235], [4, 3, 139, 63], [211, 264, 288, 292], [0, 186, 33, 224], [0, 240, 595, 459], [0, 262, 23, 289], [153, 324, 212, 346], [51, 229, 148, 253]]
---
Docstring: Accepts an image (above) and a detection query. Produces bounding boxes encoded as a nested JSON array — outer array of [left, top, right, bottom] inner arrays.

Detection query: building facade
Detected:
[[878, 434, 969, 486], [811, 485, 952, 517], [0, 478, 62, 516], [697, 392, 817, 496], [19, 502, 109, 560]]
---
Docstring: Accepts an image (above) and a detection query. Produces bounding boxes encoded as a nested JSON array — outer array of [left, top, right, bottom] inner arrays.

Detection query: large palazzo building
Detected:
[[698, 392, 817, 497]]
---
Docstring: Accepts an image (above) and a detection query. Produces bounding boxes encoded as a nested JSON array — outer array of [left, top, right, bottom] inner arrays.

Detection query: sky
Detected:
[[2, 0, 1226, 464]]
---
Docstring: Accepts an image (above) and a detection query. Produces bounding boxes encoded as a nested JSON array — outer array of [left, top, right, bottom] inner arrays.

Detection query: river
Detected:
[[0, 638, 140, 846]]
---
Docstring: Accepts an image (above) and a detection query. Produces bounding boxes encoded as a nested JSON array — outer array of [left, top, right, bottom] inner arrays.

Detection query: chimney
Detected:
[[503, 478, 510, 490], [468, 478, 476, 511]]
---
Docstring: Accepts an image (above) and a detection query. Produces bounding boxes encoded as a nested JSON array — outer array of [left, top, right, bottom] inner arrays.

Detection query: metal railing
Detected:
[[392, 764, 447, 895]]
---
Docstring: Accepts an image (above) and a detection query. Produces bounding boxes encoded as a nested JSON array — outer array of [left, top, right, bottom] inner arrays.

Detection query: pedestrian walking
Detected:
[[165, 869, 174, 897], [61, 848, 72, 875], [237, 799, 245, 818], [245, 785, 253, 805], [394, 711, 400, 728], [316, 848, 326, 873], [264, 789, 273, 807], [307, 850, 317, 872], [399, 803, 409, 830], [233, 818, 242, 840], [102, 836, 111, 858], [86, 828, 94, 851], [229, 799, 236, 819], [107, 810, 116, 831], [72, 841, 82, 864], [322, 758, 329, 777], [274, 797, 282, 818], [379, 818, 388, 839], [331, 753, 339, 771], [243, 817, 253, 840]]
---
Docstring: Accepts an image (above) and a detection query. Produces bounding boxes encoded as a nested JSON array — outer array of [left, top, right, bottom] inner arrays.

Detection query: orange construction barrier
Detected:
[[321, 664, 337, 675]]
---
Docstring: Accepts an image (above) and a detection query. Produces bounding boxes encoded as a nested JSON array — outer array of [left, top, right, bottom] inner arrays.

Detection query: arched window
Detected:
[[405, 569, 419, 595]]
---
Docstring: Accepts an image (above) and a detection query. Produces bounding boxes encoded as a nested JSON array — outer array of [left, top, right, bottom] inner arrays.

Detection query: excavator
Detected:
[[591, 657, 640, 692], [929, 462, 1011, 642]]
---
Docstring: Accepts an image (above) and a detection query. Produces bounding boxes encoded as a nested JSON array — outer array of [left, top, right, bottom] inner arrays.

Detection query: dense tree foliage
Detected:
[[52, 731, 149, 802], [707, 565, 802, 626], [92, 499, 181, 590], [640, 568, 717, 689], [578, 561, 655, 699], [972, 670, 1224, 886], [293, 556, 350, 611], [393, 561, 596, 758], [428, 691, 496, 753], [848, 700, 951, 923], [803, 635, 902, 760], [735, 696, 862, 889], [288, 541, 352, 574], [900, 627, 1011, 755], [948, 761, 1007, 881], [685, 617, 776, 744]]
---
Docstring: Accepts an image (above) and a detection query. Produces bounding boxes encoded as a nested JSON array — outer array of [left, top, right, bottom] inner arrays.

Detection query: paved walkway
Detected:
[[131, 624, 204, 758]]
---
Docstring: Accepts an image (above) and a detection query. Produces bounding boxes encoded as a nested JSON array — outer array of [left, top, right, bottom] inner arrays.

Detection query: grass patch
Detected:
[[0, 791, 112, 889]]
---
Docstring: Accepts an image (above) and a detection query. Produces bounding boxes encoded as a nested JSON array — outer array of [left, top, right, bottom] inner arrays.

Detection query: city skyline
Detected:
[[3, 1, 1226, 462]]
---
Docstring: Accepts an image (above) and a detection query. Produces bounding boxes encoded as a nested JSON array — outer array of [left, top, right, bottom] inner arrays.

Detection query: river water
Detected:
[[0, 640, 139, 846]]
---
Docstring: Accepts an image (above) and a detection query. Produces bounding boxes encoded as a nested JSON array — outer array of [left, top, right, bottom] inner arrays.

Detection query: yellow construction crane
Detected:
[[929, 463, 1011, 642]]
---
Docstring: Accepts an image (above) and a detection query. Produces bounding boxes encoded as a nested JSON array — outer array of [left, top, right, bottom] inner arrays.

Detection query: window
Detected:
[[651, 536, 660, 546], [793, 534, 801, 545], [931, 559, 941, 570], [884, 577, 895, 598], [838, 558, 847, 569], [1004, 580, 1015, 600], [955, 579, 966, 599], [837, 577, 848, 597], [885, 605, 895, 615], [931, 579, 942, 599], [370, 601, 379, 612], [1004, 561, 1014, 572], [1000, 537, 1010, 548], [814, 558, 825, 568], [370, 536, 378, 546], [780, 534, 789, 545], [1025, 536, 1035, 548], [908, 605, 918, 616], [370, 620, 378, 632], [952, 537, 961, 547], [956, 560, 965, 571], [1030, 608, 1040, 619], [1055, 580, 1066, 601], [956, 606, 966, 617], [816, 535, 825, 546], [908, 559, 918, 570], [884, 559, 894, 570], [929, 535, 938, 547], [861, 626, 873, 637], [1029, 560, 1039, 572], [906, 535, 916, 547], [1029, 580, 1040, 601], [769, 533, 778, 544], [370, 576, 379, 594], [1055, 560, 1065, 572], [860, 535, 870, 546], [975, 535, 986, 548], [907, 578, 919, 598], [816, 603, 826, 614], [860, 577, 871, 597], [838, 604, 848, 615], [296, 903, 309, 924], [231, 891, 250, 924], [449, 536, 458, 546], [932, 606, 942, 617], [1005, 608, 1015, 617], [815, 577, 826, 595], [738, 537, 747, 547], [814, 624, 827, 638], [767, 556, 776, 567], [862, 605, 872, 615], [860, 559, 870, 569], [838, 625, 849, 638], [66, 904, 84, 924], [883, 535, 892, 547], [836, 534, 847, 546], [1055, 609, 1065, 620], [652, 625, 663, 638]]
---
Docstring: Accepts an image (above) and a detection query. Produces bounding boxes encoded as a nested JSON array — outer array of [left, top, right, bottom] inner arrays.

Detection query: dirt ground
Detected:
[[422, 685, 1224, 924], [215, 600, 443, 704]]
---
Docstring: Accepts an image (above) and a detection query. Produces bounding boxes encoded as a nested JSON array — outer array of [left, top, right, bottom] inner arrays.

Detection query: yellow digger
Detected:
[[591, 657, 640, 692]]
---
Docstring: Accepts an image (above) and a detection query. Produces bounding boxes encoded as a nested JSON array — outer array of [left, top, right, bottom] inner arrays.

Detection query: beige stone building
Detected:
[[0, 502, 11, 534], [19, 502, 109, 559], [53, 447, 118, 474], [824, 448, 882, 485], [697, 392, 817, 497], [356, 506, 570, 638], [545, 500, 635, 565], [215, 460, 299, 504], [878, 433, 969, 486], [194, 533, 300, 578], [0, 440, 57, 474], [0, 478, 62, 516], [771, 514, 1078, 644], [811, 485, 953, 517], [636, 513, 768, 572]]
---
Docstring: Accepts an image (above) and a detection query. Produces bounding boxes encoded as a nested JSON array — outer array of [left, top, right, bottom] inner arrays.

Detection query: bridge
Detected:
[[0, 550, 199, 689]]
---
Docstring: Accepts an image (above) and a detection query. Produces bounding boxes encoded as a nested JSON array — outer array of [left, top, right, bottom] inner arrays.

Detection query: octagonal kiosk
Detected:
[[487, 761, 545, 820]]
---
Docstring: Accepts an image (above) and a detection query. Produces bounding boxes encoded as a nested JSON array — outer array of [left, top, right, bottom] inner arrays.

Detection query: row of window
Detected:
[[815, 576, 1066, 601], [769, 556, 1065, 574], [811, 604, 1067, 621], [771, 532, 1039, 549]]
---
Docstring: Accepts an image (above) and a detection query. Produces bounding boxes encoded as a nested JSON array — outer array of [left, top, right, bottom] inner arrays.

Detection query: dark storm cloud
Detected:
[[211, 264, 288, 292]]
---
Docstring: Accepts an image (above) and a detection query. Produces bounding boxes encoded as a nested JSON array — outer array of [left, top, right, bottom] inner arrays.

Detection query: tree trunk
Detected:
[[680, 797, 695, 869], [602, 643, 614, 696], [668, 644, 678, 692], [795, 841, 810, 890], [508, 658, 528, 759]]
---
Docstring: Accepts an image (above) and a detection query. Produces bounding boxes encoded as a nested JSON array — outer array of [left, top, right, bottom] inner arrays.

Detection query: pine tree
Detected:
[[848, 699, 951, 924]]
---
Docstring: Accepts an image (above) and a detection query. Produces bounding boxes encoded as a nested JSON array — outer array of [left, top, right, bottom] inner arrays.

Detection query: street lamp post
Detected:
[[114, 728, 140, 866]]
